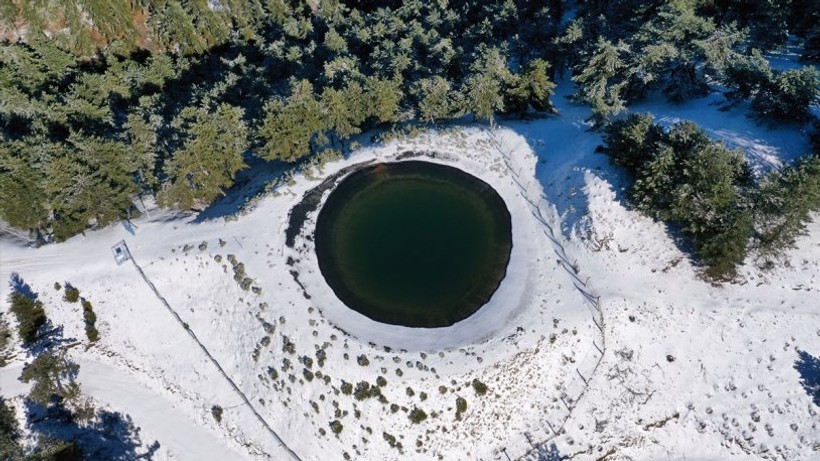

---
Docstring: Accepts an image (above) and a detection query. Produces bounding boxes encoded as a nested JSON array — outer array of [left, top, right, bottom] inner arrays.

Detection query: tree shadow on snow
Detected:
[[794, 350, 820, 407], [10, 272, 38, 299], [531, 442, 565, 460], [193, 155, 292, 223], [9, 273, 76, 354], [497, 117, 630, 241], [26, 400, 160, 460]]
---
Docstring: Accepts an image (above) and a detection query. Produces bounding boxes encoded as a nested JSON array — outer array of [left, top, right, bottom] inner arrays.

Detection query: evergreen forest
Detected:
[[0, 0, 819, 277]]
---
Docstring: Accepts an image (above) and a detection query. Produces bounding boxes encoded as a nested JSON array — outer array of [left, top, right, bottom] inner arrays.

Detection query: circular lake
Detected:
[[314, 161, 512, 328]]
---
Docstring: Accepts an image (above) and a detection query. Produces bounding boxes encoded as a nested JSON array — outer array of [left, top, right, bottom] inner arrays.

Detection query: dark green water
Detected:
[[314, 161, 512, 328]]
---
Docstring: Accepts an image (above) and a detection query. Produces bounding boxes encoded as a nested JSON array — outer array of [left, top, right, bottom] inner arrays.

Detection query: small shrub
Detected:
[[438, 385, 448, 394], [53, 282, 61, 291], [315, 349, 327, 367], [81, 298, 99, 342], [376, 376, 387, 387], [240, 277, 253, 291], [63, 285, 80, 303], [408, 407, 428, 424], [471, 378, 488, 396], [356, 355, 369, 366], [340, 381, 353, 395], [0, 315, 11, 351], [405, 387, 415, 397], [282, 337, 296, 354], [455, 396, 468, 420], [329, 420, 343, 435], [353, 381, 379, 400], [211, 405, 223, 423], [82, 305, 96, 325], [303, 369, 315, 382], [86, 328, 100, 343], [383, 431, 402, 451]]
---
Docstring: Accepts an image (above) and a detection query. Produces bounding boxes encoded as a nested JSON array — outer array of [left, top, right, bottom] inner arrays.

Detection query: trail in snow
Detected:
[[78, 360, 246, 461], [0, 359, 244, 461]]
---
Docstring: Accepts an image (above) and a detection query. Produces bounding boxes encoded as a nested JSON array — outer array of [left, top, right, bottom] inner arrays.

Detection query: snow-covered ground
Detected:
[[1, 77, 819, 460]]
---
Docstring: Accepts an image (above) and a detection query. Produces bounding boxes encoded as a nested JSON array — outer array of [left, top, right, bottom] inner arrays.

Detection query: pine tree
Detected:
[[8, 291, 47, 345], [752, 66, 820, 122], [364, 76, 402, 124], [573, 38, 634, 123], [603, 113, 663, 171], [465, 47, 512, 124], [0, 397, 22, 461], [259, 80, 327, 162], [44, 135, 139, 240], [754, 155, 820, 259], [159, 104, 249, 209], [415, 77, 457, 123], [321, 82, 367, 144], [505, 59, 557, 115], [21, 351, 81, 408], [664, 122, 752, 277], [603, 116, 753, 278], [635, 1, 717, 102], [723, 50, 773, 102], [124, 100, 163, 191], [0, 142, 48, 233]]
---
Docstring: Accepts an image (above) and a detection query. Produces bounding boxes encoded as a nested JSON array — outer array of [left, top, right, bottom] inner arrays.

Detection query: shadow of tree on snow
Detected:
[[9, 272, 38, 300], [794, 350, 820, 407], [530, 442, 565, 460], [25, 399, 160, 461], [9, 273, 76, 354]]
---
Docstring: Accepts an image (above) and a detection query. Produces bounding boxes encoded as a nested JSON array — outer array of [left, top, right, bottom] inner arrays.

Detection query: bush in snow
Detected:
[[63, 285, 80, 303], [353, 381, 379, 400], [81, 298, 99, 343], [455, 396, 468, 420], [408, 407, 428, 424], [0, 314, 11, 353], [472, 378, 489, 396], [211, 405, 223, 423], [329, 420, 343, 435], [340, 381, 353, 395]]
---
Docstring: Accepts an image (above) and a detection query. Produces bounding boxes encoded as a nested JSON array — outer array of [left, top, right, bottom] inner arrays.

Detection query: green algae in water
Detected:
[[314, 161, 512, 328]]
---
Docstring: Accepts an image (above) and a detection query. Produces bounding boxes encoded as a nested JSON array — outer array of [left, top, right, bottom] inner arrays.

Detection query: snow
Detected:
[[1, 77, 819, 460]]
